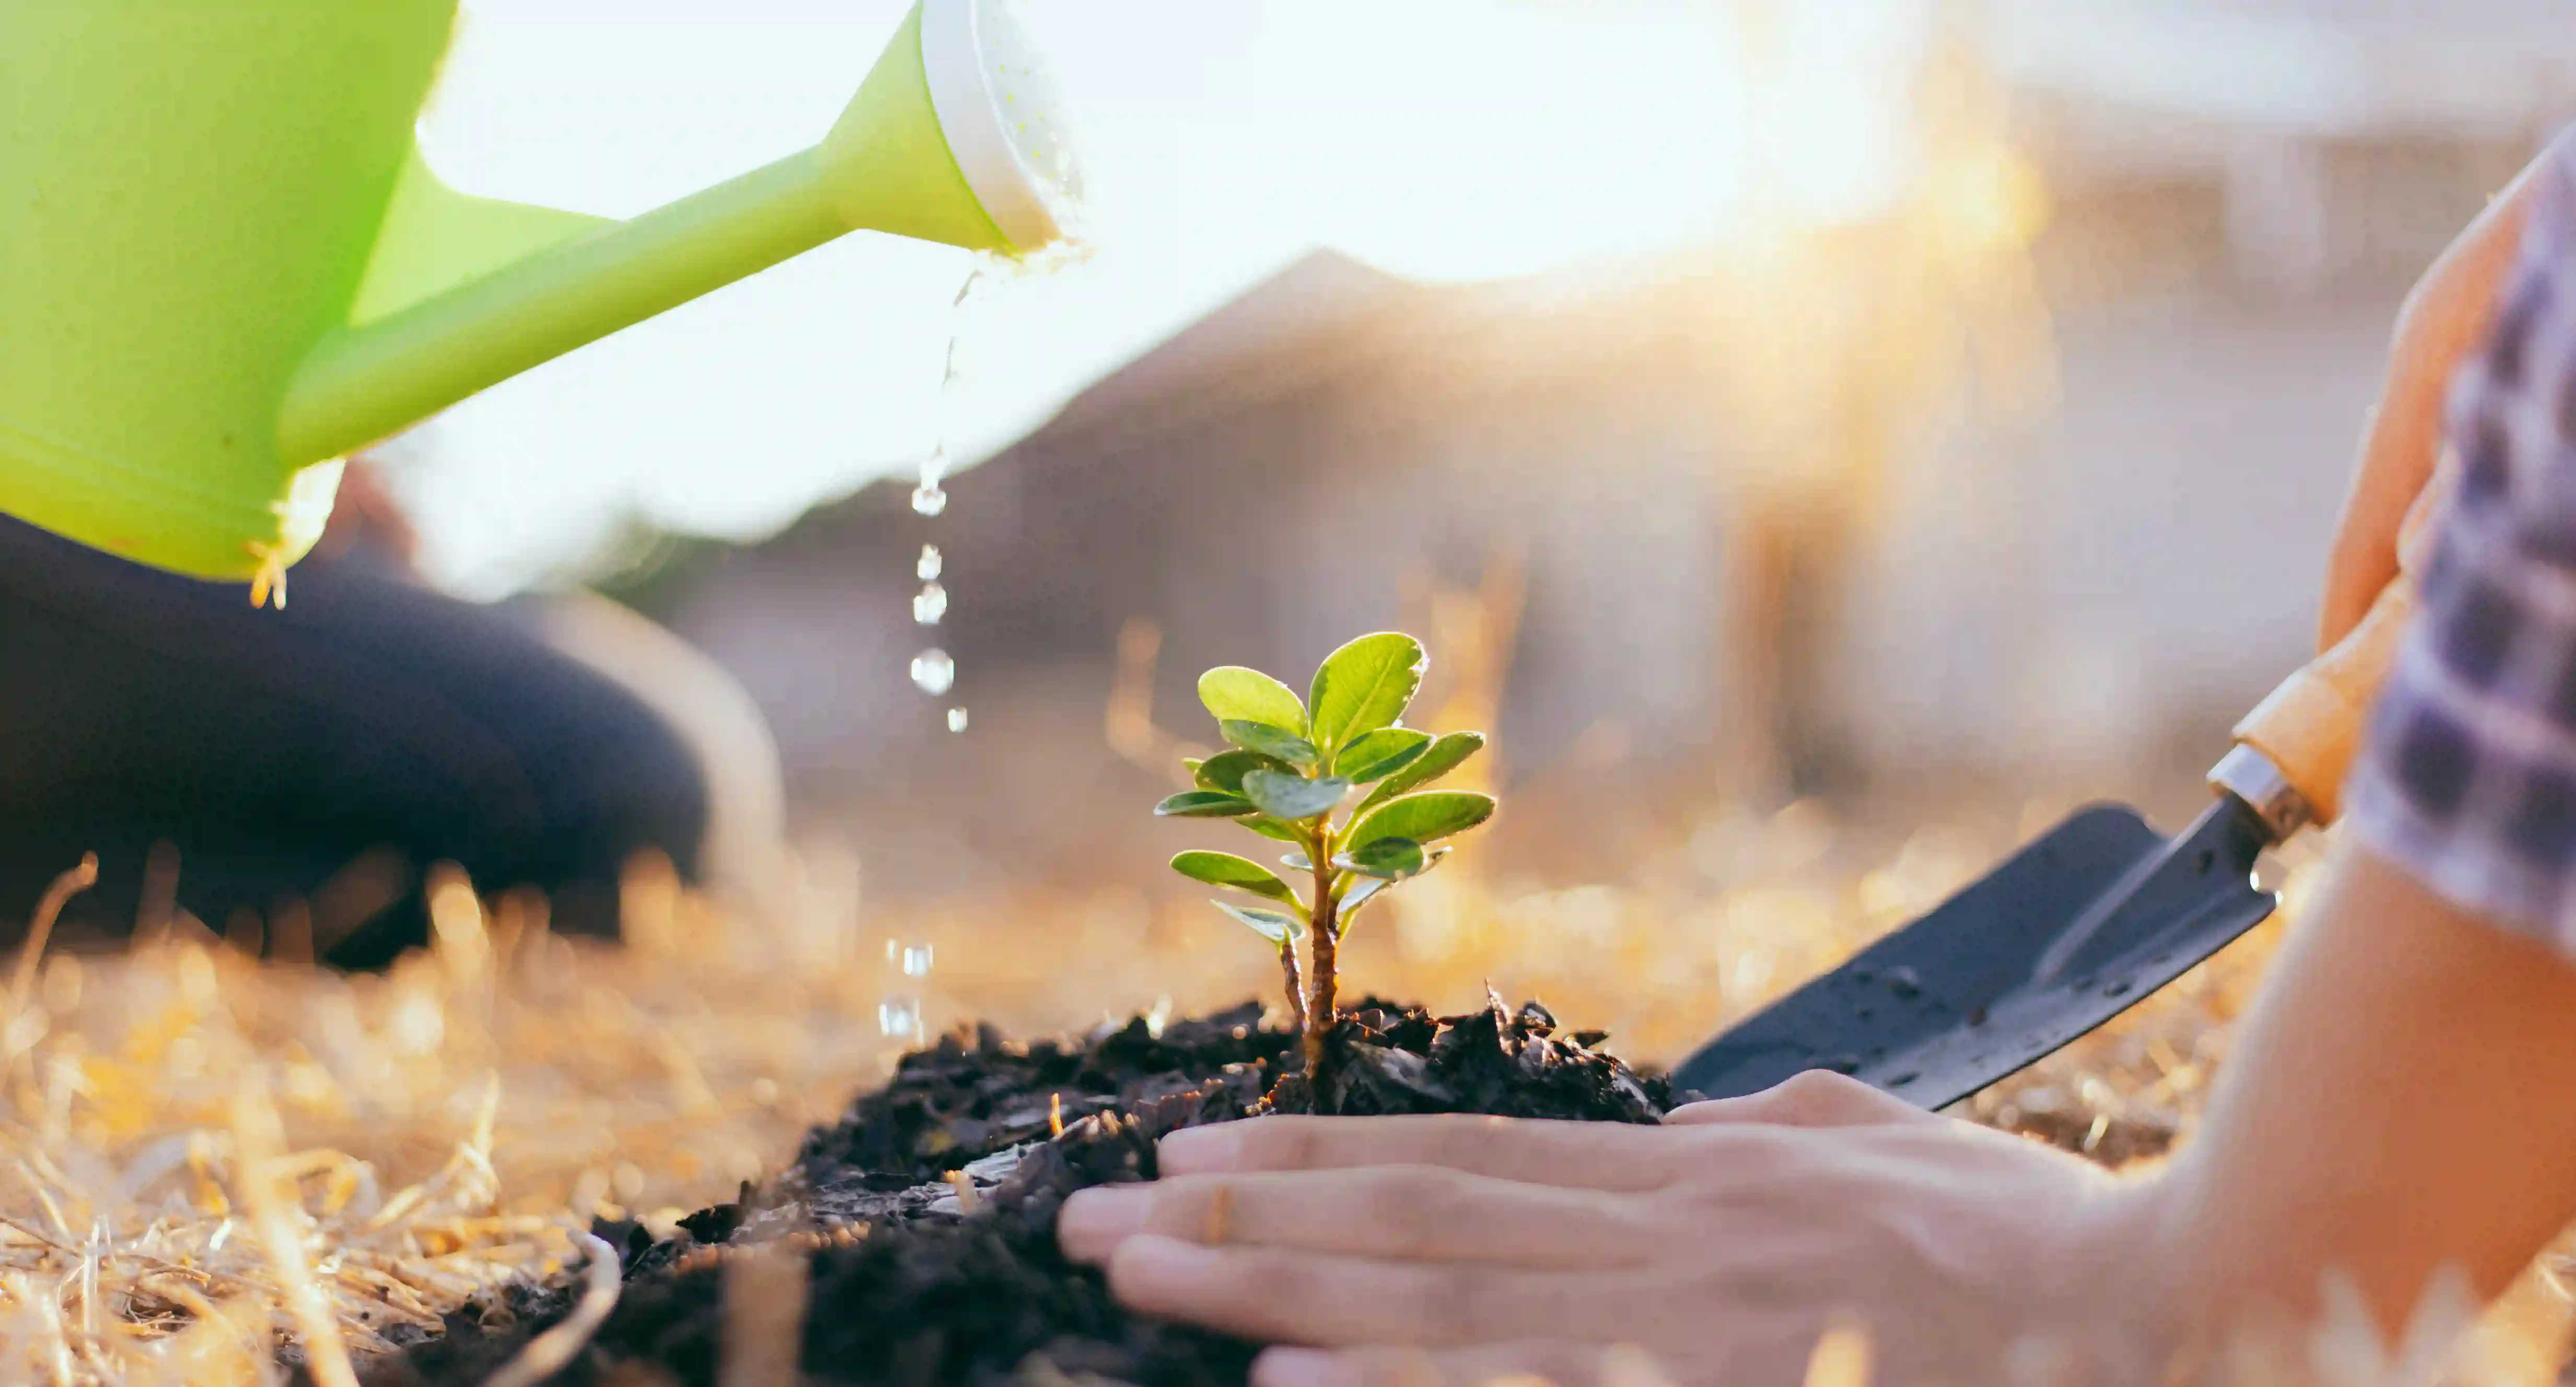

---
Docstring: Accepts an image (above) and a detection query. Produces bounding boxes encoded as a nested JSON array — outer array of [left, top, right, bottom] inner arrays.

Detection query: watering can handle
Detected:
[[2222, 463, 2448, 831]]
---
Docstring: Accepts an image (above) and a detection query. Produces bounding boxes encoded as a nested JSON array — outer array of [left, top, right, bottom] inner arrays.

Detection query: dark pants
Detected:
[[0, 515, 709, 967]]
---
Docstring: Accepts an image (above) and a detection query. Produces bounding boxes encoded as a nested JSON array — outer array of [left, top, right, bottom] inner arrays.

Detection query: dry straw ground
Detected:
[[3, 804, 2573, 1385]]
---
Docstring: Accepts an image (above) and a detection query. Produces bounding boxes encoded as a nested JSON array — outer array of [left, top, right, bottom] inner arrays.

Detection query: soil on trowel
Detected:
[[367, 995, 1680, 1387]]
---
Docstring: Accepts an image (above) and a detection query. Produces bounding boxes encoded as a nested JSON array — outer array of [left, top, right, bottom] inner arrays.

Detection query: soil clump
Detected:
[[365, 995, 1678, 1386]]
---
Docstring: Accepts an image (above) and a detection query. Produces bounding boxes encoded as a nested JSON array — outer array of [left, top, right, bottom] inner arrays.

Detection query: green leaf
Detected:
[[1336, 837, 1426, 879], [1340, 875, 1391, 915], [1212, 899, 1307, 943], [1154, 790, 1257, 818], [1198, 667, 1308, 736], [1281, 850, 1314, 871], [1306, 633, 1425, 753], [1242, 816, 1305, 843], [1221, 721, 1321, 767], [1345, 790, 1495, 849], [1181, 757, 1204, 777], [1354, 731, 1485, 813], [1240, 769, 1350, 820], [1193, 748, 1293, 795], [1169, 851, 1297, 903], [1335, 727, 1431, 783]]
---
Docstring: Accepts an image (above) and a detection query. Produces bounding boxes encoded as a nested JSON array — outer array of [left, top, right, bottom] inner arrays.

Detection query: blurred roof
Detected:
[[1039, 252, 1406, 444], [1026, 244, 1735, 465]]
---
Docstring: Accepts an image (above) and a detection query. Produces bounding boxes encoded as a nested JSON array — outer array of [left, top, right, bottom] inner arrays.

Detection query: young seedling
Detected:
[[1152, 632, 1494, 1079]]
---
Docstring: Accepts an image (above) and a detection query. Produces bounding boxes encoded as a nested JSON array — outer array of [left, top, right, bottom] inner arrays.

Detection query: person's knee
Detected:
[[525, 590, 789, 914]]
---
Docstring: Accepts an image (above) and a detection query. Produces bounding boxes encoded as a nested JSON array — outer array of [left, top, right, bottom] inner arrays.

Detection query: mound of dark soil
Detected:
[[366, 995, 1679, 1387]]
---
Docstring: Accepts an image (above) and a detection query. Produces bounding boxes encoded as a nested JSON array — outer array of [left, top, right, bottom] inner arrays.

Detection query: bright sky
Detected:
[[402, 0, 1927, 596]]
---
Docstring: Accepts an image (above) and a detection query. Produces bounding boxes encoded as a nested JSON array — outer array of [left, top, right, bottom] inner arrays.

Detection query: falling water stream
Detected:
[[880, 267, 991, 1040], [875, 123, 1092, 1037], [879, 937, 935, 1040], [877, 258, 1016, 1038], [904, 266, 991, 737]]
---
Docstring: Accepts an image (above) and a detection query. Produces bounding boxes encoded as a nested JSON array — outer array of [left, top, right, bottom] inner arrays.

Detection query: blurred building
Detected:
[[1998, 0, 2575, 290]]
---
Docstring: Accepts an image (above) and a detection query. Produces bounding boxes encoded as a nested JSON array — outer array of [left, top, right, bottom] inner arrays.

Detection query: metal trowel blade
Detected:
[[1667, 797, 2277, 1111]]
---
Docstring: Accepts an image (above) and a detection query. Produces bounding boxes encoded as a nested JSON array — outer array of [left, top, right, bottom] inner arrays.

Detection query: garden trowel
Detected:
[[1673, 531, 2430, 1110]]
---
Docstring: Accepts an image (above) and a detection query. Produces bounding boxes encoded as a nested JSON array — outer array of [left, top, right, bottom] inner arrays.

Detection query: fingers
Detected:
[[1058, 1168, 1652, 1268], [2319, 468, 2417, 653], [2398, 447, 2460, 567], [1664, 1069, 1936, 1129], [2322, 430, 2461, 651], [1101, 1235, 1641, 1348], [1158, 1114, 1676, 1190], [1254, 1341, 1673, 1387]]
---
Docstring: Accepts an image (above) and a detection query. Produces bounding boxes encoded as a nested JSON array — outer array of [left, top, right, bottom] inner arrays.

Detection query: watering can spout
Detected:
[[0, 0, 1078, 584], [282, 0, 1076, 471]]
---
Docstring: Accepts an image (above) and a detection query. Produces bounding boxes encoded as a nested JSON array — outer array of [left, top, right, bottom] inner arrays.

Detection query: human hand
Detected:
[[2319, 151, 2547, 651], [1058, 1073, 2161, 1387]]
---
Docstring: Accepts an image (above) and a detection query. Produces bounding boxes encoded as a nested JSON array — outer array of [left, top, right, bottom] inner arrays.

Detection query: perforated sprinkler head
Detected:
[[920, 0, 1085, 251]]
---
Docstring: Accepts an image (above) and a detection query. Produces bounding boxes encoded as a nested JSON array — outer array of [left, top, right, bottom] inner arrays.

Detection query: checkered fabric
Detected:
[[2346, 140, 2576, 948]]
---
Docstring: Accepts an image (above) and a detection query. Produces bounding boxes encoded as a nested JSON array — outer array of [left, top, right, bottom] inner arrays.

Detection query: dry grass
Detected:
[[0, 852, 893, 1384], [2, 802, 2571, 1384]]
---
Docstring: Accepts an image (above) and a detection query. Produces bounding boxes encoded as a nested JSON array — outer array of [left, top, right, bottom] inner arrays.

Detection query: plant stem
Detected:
[[1303, 821, 1340, 1082], [1277, 937, 1307, 1039]]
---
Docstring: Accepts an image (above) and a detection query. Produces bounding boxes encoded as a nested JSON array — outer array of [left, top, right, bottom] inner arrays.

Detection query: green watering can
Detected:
[[0, 0, 1079, 591]]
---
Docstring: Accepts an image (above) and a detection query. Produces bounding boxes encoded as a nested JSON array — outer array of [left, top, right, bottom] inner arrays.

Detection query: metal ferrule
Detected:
[[2207, 744, 2312, 843]]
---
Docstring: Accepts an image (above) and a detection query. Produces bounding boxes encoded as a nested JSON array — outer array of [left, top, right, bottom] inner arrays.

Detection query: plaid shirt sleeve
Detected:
[[2344, 137, 2576, 949]]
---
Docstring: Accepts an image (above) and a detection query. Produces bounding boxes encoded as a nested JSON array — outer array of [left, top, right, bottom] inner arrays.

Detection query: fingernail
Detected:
[[1157, 1124, 1240, 1172], [1056, 1186, 1150, 1261], [1255, 1348, 1352, 1387]]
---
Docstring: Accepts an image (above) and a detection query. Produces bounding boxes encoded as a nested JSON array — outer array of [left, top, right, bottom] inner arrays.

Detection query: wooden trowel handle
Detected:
[[2226, 472, 2444, 829], [2229, 571, 2417, 828]]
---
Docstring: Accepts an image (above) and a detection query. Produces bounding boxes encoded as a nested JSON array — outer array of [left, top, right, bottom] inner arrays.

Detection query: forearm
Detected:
[[2373, 176, 2530, 463], [2136, 845, 2576, 1339], [2395, 159, 2540, 372], [2322, 149, 2542, 648]]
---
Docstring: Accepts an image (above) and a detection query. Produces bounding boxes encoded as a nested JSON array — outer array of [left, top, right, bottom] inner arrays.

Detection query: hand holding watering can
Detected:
[[0, 0, 1079, 591]]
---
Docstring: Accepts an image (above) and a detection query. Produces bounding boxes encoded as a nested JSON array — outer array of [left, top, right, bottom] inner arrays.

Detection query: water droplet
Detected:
[[877, 997, 922, 1039], [946, 707, 969, 734], [910, 648, 954, 696], [910, 483, 947, 516], [917, 545, 943, 581], [900, 944, 934, 978], [913, 582, 948, 625]]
